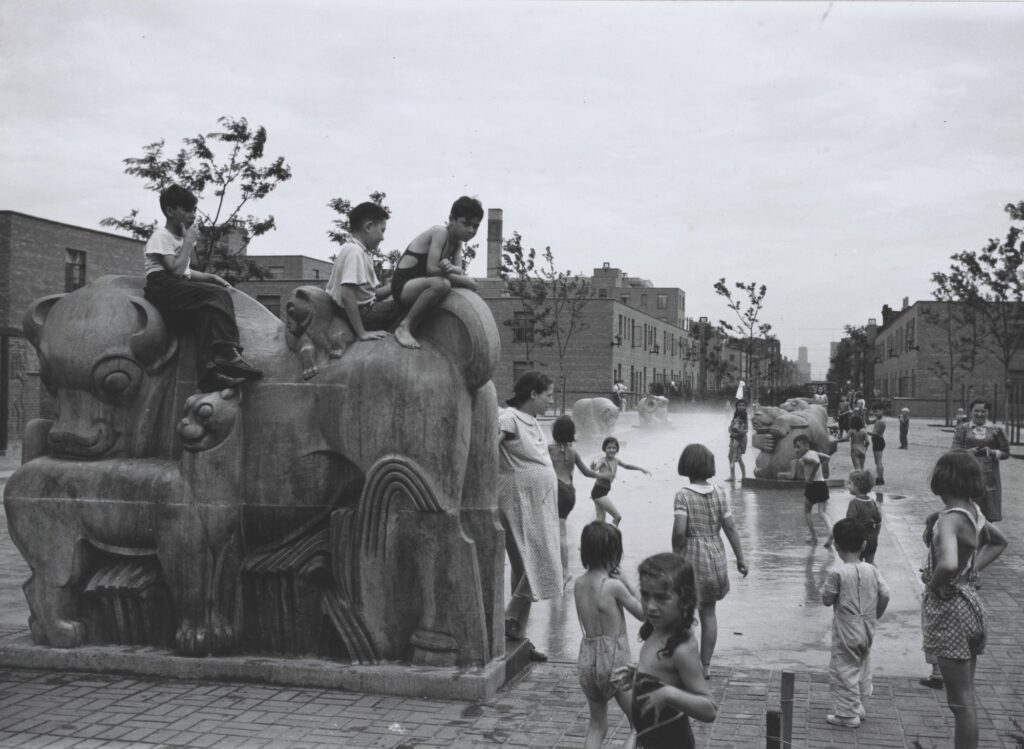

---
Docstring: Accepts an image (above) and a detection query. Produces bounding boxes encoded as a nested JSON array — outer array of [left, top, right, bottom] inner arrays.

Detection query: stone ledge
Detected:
[[741, 477, 845, 490], [0, 631, 530, 703]]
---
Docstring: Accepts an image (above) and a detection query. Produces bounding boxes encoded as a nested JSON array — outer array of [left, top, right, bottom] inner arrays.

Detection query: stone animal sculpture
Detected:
[[571, 397, 619, 440], [750, 400, 833, 479], [5, 275, 504, 669]]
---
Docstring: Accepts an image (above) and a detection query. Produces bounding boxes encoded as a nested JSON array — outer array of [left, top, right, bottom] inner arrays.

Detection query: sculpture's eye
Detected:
[[197, 403, 214, 420], [92, 357, 142, 401]]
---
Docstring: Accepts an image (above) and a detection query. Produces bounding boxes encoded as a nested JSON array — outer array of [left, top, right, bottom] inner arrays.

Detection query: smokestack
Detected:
[[902, 296, 909, 310], [487, 208, 503, 279]]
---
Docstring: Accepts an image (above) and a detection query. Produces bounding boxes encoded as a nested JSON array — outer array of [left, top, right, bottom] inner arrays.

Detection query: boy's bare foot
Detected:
[[823, 537, 834, 549], [394, 324, 421, 349], [805, 535, 818, 545]]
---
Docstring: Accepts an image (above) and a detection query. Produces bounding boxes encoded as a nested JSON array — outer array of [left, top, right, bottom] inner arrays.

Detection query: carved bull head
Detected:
[[24, 278, 179, 460]]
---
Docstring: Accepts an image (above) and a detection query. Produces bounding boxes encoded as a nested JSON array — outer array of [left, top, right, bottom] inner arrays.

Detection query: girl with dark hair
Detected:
[[549, 416, 611, 585], [589, 437, 651, 526], [573, 522, 644, 749], [673, 444, 748, 680], [499, 371, 559, 661], [951, 399, 1009, 522], [623, 553, 717, 748], [727, 401, 748, 482], [920, 450, 1008, 748]]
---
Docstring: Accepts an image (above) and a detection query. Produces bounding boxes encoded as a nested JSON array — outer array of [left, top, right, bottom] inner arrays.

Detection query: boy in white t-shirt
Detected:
[[143, 184, 261, 392]]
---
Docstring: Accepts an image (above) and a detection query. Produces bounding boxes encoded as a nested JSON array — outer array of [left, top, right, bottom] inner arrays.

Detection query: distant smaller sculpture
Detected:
[[751, 401, 832, 479], [284, 286, 355, 380], [571, 397, 619, 440], [635, 394, 670, 427]]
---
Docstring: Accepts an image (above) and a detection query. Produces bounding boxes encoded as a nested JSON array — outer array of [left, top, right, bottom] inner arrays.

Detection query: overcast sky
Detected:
[[3, 1, 1022, 377]]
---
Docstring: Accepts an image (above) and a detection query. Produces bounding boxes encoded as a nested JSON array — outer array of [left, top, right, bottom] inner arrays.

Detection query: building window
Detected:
[[906, 319, 915, 350], [512, 311, 534, 343], [65, 249, 86, 291], [312, 269, 320, 280], [264, 265, 285, 280], [640, 294, 647, 306], [621, 295, 631, 306], [657, 294, 667, 310], [257, 295, 281, 317], [598, 288, 608, 298]]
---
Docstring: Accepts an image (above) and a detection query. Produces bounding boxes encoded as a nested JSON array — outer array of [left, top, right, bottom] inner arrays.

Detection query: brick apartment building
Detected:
[[234, 254, 333, 316], [872, 298, 1024, 418], [0, 211, 144, 448]]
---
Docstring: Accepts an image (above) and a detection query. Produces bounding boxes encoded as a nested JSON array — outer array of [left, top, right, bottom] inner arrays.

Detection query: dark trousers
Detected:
[[144, 271, 240, 375], [899, 422, 909, 448]]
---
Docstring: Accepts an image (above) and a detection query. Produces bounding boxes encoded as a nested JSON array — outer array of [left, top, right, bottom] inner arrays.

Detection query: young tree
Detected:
[[534, 248, 592, 412], [326, 193, 479, 283], [920, 301, 980, 425], [101, 116, 292, 284], [714, 279, 773, 401], [932, 200, 1024, 421], [827, 325, 869, 392], [498, 232, 554, 370]]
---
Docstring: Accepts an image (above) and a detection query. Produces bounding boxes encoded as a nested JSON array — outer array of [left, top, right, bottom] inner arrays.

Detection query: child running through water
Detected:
[[779, 434, 834, 547], [549, 416, 612, 585], [616, 553, 717, 749], [574, 522, 645, 749], [590, 437, 651, 526], [820, 518, 890, 728], [727, 401, 748, 482], [672, 444, 748, 680], [920, 451, 1007, 749], [845, 469, 882, 564]]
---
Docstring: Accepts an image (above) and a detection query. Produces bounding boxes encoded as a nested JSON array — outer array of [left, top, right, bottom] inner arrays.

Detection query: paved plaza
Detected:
[[1, 411, 1023, 748]]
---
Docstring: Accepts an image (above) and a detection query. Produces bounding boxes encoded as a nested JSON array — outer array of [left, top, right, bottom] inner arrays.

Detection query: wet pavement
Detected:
[[2, 412, 1023, 747]]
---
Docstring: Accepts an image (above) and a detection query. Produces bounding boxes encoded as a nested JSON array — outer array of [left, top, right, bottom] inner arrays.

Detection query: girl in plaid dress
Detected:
[[671, 444, 748, 680], [921, 451, 1007, 749]]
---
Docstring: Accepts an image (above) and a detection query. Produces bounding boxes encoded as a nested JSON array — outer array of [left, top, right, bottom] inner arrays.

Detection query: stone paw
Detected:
[[30, 614, 86, 648], [302, 364, 320, 380], [176, 618, 238, 656], [328, 347, 344, 359]]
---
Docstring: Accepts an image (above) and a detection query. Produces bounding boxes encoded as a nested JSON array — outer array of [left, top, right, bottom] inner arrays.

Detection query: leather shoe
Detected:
[[213, 350, 263, 379], [528, 646, 548, 663], [198, 365, 247, 393]]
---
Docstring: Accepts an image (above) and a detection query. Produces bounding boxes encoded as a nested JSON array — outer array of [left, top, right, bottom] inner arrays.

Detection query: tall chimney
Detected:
[[486, 208, 503, 279]]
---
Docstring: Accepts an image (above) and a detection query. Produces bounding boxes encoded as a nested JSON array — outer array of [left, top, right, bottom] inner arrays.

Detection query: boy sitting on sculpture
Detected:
[[143, 184, 262, 392]]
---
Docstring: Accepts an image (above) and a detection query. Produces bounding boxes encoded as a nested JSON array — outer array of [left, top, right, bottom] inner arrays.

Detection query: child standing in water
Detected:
[[574, 522, 645, 749], [849, 414, 868, 471], [868, 407, 887, 485], [821, 518, 890, 728], [727, 401, 748, 482], [549, 416, 611, 585], [845, 469, 882, 564], [619, 553, 717, 749], [779, 434, 834, 547], [672, 443, 748, 680], [590, 437, 651, 526], [921, 451, 1007, 749]]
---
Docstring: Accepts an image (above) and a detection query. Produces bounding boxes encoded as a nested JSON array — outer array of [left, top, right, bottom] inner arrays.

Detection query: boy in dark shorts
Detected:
[[143, 184, 262, 392], [780, 434, 834, 546]]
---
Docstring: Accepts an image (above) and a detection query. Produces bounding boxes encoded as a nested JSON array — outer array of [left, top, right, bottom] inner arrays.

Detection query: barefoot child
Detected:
[[779, 434, 834, 546], [868, 407, 887, 485], [590, 437, 651, 526], [845, 469, 882, 564], [672, 444, 748, 680], [849, 414, 868, 471], [727, 401, 748, 482], [574, 523, 645, 749], [821, 519, 890, 728], [921, 451, 1008, 749], [389, 196, 482, 348], [621, 553, 717, 748], [549, 416, 612, 583]]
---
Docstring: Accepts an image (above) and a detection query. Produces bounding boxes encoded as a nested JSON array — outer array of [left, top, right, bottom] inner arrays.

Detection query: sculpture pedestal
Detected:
[[741, 477, 845, 490], [0, 631, 529, 703]]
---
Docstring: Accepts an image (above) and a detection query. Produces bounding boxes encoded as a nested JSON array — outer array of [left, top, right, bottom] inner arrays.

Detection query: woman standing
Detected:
[[499, 371, 562, 661], [951, 399, 1009, 522]]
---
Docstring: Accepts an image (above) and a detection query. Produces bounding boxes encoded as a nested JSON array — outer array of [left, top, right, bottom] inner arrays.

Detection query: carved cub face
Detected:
[[24, 278, 178, 460]]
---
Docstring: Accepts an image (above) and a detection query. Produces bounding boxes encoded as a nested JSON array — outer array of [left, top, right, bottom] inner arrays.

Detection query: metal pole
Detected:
[[0, 334, 9, 456], [765, 709, 781, 749]]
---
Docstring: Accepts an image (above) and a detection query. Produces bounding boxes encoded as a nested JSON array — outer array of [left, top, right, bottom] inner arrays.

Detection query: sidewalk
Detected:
[[1, 421, 1023, 748]]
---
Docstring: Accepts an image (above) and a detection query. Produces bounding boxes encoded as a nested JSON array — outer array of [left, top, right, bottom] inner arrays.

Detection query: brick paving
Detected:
[[2, 418, 1023, 748]]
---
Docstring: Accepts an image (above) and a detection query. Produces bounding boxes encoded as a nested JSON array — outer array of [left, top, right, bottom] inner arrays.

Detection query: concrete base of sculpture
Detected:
[[0, 631, 533, 702], [741, 477, 845, 490]]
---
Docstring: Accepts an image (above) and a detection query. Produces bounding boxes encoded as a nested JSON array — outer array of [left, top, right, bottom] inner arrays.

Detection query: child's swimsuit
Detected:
[[631, 672, 695, 748], [557, 480, 576, 519], [590, 457, 617, 499], [390, 229, 453, 304], [577, 629, 631, 701]]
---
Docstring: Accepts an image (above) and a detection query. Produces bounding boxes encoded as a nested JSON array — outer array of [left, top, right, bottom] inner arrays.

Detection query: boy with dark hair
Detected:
[[144, 184, 261, 392], [325, 201, 402, 342], [389, 196, 482, 349], [779, 434, 834, 546], [821, 518, 890, 728]]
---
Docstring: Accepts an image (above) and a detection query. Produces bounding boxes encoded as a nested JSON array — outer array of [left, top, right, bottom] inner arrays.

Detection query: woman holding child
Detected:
[[498, 371, 562, 662]]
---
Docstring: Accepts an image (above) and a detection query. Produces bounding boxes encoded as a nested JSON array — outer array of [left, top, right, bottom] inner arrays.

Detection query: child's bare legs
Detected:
[[737, 456, 746, 480], [852, 451, 864, 470], [612, 689, 637, 749], [584, 698, 609, 749], [938, 656, 977, 748], [804, 501, 833, 545], [593, 496, 622, 526], [819, 503, 834, 547], [803, 499, 819, 543], [395, 276, 452, 349], [559, 519, 571, 584], [698, 601, 718, 679], [873, 451, 884, 483]]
